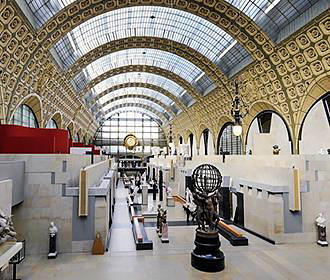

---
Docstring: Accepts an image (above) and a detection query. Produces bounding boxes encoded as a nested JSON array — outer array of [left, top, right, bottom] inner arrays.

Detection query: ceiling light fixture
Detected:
[[231, 81, 248, 137]]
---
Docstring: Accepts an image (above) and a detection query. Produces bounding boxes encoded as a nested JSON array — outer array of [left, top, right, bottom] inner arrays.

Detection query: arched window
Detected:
[[94, 111, 167, 155], [45, 119, 58, 129], [299, 92, 330, 154], [217, 123, 242, 155], [179, 136, 183, 144], [74, 133, 80, 142], [189, 133, 194, 157], [67, 128, 72, 140], [202, 129, 209, 155], [12, 104, 38, 128]]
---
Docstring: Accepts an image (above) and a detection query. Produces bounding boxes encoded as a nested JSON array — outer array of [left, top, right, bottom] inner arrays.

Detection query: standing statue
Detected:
[[48, 222, 58, 259], [315, 213, 328, 247], [161, 210, 169, 243], [156, 204, 163, 234], [0, 209, 17, 245], [189, 164, 225, 272], [141, 171, 147, 184]]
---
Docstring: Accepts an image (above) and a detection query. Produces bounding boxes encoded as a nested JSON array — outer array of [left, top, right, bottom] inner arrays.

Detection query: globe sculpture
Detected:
[[189, 164, 225, 272]]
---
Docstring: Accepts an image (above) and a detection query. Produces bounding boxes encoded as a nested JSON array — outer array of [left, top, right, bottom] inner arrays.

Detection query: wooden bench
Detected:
[[130, 215, 153, 250], [218, 221, 243, 238], [173, 195, 186, 204], [133, 217, 143, 243]]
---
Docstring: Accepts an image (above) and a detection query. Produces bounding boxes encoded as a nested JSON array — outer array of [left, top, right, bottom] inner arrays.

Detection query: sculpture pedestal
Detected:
[[191, 230, 225, 272], [317, 226, 328, 247]]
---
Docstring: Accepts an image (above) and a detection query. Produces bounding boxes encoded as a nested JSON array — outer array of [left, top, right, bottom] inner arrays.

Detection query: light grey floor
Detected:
[[17, 180, 330, 280]]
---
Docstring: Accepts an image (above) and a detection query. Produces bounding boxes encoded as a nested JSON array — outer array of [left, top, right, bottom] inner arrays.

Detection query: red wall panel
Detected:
[[0, 125, 70, 154]]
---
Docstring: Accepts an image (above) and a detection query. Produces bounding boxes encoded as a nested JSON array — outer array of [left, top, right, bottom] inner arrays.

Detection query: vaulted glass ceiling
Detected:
[[52, 6, 248, 75], [73, 48, 211, 94], [103, 103, 170, 121], [21, 0, 323, 125], [97, 87, 180, 115], [86, 72, 194, 107], [225, 0, 320, 42], [25, 0, 320, 44], [102, 98, 171, 119], [106, 109, 163, 125]]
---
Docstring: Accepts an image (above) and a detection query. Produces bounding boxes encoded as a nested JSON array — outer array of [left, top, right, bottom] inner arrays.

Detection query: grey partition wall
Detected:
[[0, 161, 25, 206]]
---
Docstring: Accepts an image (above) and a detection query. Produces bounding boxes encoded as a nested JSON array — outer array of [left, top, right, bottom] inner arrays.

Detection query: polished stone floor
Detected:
[[17, 181, 330, 280]]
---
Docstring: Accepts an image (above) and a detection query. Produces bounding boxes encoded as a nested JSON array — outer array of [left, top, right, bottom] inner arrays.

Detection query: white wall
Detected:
[[300, 100, 330, 154], [0, 179, 12, 216], [246, 113, 291, 155]]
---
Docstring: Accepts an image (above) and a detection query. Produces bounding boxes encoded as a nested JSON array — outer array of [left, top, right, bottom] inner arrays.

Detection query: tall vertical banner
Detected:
[[79, 169, 88, 216], [289, 168, 301, 211]]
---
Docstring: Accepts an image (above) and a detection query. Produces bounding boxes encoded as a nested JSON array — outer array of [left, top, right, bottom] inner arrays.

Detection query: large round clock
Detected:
[[124, 134, 138, 150]]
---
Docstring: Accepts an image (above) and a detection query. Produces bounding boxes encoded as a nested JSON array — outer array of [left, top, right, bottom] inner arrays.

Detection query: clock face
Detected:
[[124, 134, 138, 150]]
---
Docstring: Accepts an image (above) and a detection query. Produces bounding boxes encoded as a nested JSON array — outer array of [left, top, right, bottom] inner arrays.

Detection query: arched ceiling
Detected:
[[85, 72, 193, 107], [103, 103, 168, 124], [81, 66, 201, 105], [49, 6, 251, 72], [106, 108, 164, 126], [18, 0, 321, 128], [94, 87, 181, 114], [72, 48, 213, 94], [92, 83, 186, 111], [66, 37, 227, 84], [100, 95, 175, 118]]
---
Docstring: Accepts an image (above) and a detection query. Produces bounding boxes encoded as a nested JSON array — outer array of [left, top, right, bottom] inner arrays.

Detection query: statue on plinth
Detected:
[[156, 204, 163, 234], [160, 210, 169, 243], [0, 209, 17, 245], [316, 213, 328, 247], [48, 222, 58, 259], [131, 184, 140, 204], [189, 164, 225, 272], [184, 188, 197, 222]]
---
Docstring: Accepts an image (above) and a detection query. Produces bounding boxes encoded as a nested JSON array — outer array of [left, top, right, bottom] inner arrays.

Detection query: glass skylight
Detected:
[[97, 87, 179, 114], [52, 6, 245, 69], [105, 108, 163, 125], [86, 72, 193, 106], [102, 98, 168, 116], [225, 0, 319, 42], [103, 103, 169, 122], [73, 48, 211, 93]]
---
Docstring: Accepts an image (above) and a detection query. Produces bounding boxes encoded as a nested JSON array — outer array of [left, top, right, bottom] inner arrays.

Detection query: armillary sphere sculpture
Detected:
[[188, 164, 225, 272]]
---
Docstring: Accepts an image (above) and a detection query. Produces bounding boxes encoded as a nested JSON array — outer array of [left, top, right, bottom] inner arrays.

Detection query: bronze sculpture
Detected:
[[189, 164, 225, 272]]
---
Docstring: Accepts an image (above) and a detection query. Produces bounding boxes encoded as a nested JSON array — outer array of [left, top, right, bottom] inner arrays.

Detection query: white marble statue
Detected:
[[318, 148, 327, 155], [184, 188, 196, 212], [49, 222, 58, 237], [166, 186, 173, 197], [315, 213, 328, 246], [0, 209, 17, 245], [180, 144, 190, 157], [48, 222, 58, 258], [132, 185, 140, 204], [141, 171, 147, 184], [316, 213, 326, 228]]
